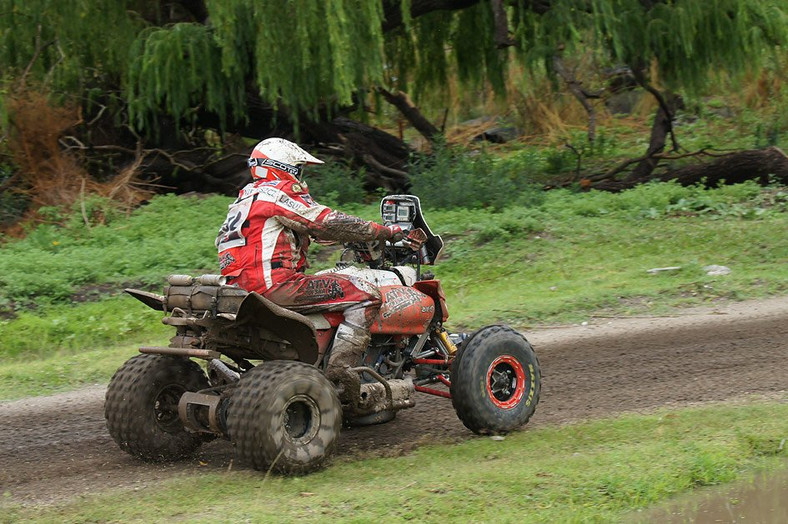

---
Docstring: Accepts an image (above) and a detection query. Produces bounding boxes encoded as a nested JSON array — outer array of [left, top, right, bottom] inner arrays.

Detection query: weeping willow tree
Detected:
[[1, 0, 787, 201], [505, 0, 788, 185]]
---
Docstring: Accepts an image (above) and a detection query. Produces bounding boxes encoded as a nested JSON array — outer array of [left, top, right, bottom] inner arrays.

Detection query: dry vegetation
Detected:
[[1, 89, 152, 237]]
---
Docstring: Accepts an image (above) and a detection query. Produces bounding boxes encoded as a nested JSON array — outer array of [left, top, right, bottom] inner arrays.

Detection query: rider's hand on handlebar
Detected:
[[386, 225, 407, 242], [386, 226, 426, 251]]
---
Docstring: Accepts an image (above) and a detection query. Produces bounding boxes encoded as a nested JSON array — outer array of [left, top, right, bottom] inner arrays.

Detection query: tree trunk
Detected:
[[626, 91, 681, 182], [314, 117, 412, 191], [552, 52, 597, 144], [377, 88, 440, 143]]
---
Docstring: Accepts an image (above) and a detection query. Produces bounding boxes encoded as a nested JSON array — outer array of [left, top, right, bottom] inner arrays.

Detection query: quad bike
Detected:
[[106, 195, 541, 474]]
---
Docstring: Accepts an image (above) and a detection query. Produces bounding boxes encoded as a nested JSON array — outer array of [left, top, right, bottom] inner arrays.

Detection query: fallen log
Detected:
[[659, 146, 788, 187], [588, 146, 788, 192]]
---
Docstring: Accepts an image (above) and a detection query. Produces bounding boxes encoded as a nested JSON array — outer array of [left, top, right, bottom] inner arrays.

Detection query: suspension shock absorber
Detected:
[[435, 328, 458, 356]]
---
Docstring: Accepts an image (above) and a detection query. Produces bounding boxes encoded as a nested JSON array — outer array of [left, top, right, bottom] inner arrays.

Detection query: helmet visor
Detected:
[[247, 157, 303, 180]]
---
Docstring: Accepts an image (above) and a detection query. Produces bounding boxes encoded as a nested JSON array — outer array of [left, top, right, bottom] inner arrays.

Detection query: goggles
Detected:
[[248, 157, 303, 178]]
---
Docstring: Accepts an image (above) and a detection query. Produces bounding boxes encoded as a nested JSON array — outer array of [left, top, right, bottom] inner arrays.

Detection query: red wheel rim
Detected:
[[486, 355, 526, 409]]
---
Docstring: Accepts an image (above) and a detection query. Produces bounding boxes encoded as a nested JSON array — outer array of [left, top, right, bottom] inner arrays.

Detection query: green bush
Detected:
[[305, 161, 367, 208], [472, 207, 545, 244], [410, 142, 544, 210]]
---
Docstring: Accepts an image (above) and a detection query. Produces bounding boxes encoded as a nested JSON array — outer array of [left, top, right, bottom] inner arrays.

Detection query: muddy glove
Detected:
[[386, 225, 407, 242], [403, 228, 427, 251]]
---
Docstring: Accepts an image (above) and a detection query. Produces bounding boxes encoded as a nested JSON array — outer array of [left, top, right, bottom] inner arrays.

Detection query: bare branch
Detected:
[[361, 153, 409, 180], [0, 170, 24, 195], [377, 87, 440, 143], [87, 104, 108, 127], [553, 50, 597, 143], [43, 39, 67, 86], [564, 142, 583, 178], [19, 25, 56, 86], [58, 137, 225, 174]]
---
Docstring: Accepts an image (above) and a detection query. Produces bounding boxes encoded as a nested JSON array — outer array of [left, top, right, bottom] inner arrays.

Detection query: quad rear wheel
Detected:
[[450, 325, 541, 434], [105, 354, 210, 461], [228, 361, 342, 474]]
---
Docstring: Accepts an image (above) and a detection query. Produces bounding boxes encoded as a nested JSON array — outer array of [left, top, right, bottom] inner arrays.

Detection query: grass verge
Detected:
[[0, 342, 162, 401], [4, 399, 787, 522]]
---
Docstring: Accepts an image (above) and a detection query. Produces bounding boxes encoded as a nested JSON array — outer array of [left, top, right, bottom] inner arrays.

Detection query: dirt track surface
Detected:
[[2, 297, 787, 506]]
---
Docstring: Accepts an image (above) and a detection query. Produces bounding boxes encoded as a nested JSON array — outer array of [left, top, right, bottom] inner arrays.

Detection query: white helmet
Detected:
[[247, 137, 324, 182]]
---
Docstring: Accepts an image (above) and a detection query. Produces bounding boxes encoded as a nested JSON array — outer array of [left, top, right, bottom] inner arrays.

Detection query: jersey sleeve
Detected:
[[274, 182, 391, 242]]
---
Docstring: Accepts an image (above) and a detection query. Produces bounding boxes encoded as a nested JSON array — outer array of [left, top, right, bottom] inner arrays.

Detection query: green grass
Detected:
[[0, 295, 169, 358], [4, 399, 787, 523], [428, 182, 788, 327], [441, 214, 788, 327], [0, 194, 227, 310], [0, 341, 162, 400]]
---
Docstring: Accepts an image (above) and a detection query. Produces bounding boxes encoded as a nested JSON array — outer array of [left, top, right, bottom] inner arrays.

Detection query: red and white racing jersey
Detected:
[[216, 179, 390, 294]]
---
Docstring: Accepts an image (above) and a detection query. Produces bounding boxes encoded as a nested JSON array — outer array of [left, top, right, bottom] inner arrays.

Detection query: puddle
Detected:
[[627, 466, 788, 523]]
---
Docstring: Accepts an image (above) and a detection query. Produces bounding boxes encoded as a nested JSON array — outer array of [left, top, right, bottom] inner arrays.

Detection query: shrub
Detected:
[[410, 142, 544, 210], [305, 161, 367, 208]]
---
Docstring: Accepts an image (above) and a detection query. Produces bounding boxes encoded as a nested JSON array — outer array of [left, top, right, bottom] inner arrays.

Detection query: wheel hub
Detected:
[[154, 384, 186, 432], [282, 394, 320, 444], [486, 355, 526, 409]]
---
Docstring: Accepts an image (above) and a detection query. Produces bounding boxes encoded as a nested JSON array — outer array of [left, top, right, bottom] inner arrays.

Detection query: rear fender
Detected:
[[234, 292, 319, 364], [125, 289, 164, 311]]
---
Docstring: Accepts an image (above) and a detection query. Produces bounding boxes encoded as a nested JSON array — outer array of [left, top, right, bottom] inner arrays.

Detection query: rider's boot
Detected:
[[326, 322, 370, 409]]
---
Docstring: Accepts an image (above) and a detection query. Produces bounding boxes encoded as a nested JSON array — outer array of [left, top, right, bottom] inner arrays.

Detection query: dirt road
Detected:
[[2, 297, 787, 505]]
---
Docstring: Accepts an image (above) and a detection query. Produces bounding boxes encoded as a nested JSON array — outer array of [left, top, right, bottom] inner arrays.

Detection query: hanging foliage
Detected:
[[207, 0, 387, 124], [1, 0, 788, 207], [126, 23, 246, 133], [453, 3, 508, 96], [3, 0, 788, 137], [511, 0, 788, 92], [0, 0, 141, 91]]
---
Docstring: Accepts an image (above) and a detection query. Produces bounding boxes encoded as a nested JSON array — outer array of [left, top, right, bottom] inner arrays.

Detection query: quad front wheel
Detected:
[[105, 354, 211, 461], [228, 361, 342, 474], [450, 325, 541, 434]]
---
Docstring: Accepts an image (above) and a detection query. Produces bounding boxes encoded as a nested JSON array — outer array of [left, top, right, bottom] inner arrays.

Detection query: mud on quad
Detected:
[[106, 195, 541, 474]]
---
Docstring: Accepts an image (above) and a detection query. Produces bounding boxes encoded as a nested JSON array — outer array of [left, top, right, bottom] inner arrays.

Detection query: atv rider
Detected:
[[216, 138, 418, 411]]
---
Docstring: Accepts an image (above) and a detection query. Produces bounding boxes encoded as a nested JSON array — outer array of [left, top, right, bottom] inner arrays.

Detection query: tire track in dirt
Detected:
[[2, 297, 787, 505]]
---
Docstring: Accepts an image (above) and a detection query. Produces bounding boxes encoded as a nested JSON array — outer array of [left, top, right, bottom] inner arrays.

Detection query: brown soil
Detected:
[[2, 297, 787, 506]]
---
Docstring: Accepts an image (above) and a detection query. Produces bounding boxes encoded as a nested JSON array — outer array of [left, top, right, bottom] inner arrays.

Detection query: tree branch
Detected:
[[593, 148, 723, 182], [553, 50, 597, 143], [382, 0, 482, 33], [376, 87, 440, 143], [630, 64, 680, 153], [19, 25, 56, 86]]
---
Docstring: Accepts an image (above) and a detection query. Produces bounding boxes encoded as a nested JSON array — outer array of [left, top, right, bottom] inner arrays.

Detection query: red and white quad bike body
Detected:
[[108, 195, 541, 474]]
